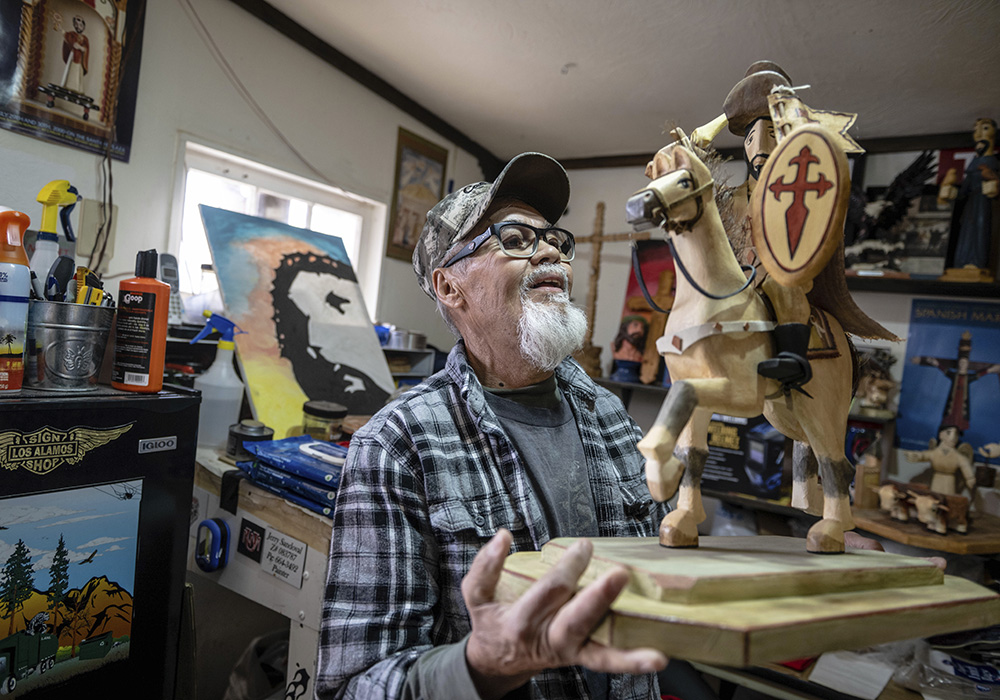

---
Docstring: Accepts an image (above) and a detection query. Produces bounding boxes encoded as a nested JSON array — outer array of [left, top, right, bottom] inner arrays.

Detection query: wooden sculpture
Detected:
[[903, 425, 976, 496], [626, 137, 860, 553]]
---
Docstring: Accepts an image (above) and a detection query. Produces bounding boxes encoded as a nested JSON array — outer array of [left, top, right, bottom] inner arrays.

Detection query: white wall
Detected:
[[0, 0, 478, 350]]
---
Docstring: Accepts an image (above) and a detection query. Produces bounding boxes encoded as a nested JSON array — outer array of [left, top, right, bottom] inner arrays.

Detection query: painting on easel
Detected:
[[200, 206, 394, 436]]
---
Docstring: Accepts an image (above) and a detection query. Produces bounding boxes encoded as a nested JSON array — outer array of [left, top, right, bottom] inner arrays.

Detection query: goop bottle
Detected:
[[112, 249, 170, 393]]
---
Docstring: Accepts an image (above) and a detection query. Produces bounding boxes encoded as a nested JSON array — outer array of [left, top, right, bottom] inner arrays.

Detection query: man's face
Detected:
[[73, 17, 85, 33], [974, 119, 996, 155], [744, 118, 776, 182], [453, 202, 574, 325]]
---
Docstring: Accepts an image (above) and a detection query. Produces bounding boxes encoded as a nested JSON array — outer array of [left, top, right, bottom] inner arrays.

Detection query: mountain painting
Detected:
[[0, 480, 140, 695]]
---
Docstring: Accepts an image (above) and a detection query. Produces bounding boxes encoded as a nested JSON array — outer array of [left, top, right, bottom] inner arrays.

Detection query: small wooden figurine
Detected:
[[874, 480, 972, 535], [939, 118, 1000, 281], [906, 483, 971, 535], [903, 424, 976, 496]]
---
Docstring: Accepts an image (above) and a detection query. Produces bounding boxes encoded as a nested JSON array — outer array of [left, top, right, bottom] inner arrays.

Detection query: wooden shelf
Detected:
[[853, 508, 1000, 555], [383, 347, 435, 380], [846, 276, 1000, 298]]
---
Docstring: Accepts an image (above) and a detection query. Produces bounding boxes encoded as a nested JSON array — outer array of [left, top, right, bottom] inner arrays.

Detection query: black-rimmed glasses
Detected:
[[440, 222, 576, 268]]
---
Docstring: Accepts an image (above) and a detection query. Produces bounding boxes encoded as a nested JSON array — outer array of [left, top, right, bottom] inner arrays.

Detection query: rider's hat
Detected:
[[724, 61, 792, 136]]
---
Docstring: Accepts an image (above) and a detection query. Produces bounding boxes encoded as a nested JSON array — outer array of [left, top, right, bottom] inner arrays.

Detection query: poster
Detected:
[[896, 298, 1000, 453], [0, 0, 146, 161], [0, 480, 141, 694], [199, 206, 394, 437]]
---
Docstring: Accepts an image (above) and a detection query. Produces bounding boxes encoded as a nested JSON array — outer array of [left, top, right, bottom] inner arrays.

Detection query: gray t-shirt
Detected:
[[404, 375, 608, 700]]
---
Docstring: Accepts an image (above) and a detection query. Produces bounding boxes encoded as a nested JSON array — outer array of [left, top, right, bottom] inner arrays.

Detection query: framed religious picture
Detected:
[[385, 127, 447, 262], [0, 0, 146, 161]]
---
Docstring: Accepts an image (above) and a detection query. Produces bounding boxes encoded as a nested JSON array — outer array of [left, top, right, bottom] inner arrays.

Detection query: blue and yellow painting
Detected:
[[199, 207, 394, 437]]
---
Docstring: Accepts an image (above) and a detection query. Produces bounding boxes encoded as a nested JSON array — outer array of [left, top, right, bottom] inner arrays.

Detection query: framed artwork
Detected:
[[896, 298, 1000, 453], [0, 0, 146, 161], [199, 206, 395, 437], [385, 127, 447, 262]]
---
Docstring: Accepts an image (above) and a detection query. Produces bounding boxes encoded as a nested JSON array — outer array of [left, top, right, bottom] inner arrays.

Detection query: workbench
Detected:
[[186, 447, 331, 700]]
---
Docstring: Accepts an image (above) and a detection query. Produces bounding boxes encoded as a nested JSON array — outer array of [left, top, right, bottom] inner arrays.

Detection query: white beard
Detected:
[[517, 265, 587, 372]]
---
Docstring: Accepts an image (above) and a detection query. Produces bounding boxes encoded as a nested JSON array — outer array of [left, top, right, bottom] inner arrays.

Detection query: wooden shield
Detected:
[[750, 125, 850, 288]]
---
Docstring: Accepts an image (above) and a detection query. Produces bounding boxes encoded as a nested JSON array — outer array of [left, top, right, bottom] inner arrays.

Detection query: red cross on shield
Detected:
[[750, 124, 850, 288]]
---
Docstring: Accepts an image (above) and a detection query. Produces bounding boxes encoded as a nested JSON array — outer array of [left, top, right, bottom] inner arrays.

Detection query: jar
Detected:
[[226, 419, 274, 461], [302, 400, 348, 441]]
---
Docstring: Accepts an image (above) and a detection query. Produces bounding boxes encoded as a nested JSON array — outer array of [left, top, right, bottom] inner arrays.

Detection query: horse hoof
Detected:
[[659, 510, 699, 548], [806, 519, 845, 554]]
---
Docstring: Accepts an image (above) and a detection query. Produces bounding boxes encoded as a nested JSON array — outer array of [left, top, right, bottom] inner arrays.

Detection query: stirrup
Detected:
[[758, 353, 813, 397]]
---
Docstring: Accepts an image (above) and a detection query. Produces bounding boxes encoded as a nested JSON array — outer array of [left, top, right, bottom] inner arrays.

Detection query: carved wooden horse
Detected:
[[627, 143, 856, 553]]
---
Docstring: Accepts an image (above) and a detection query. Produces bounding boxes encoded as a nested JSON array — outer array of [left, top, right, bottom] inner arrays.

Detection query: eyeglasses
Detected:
[[441, 222, 576, 268]]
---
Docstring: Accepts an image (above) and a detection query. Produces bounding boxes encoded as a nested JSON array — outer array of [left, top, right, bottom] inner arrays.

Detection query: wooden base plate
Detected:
[[497, 536, 1000, 667]]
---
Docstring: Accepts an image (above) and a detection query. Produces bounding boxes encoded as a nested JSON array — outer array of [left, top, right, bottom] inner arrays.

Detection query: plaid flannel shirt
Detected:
[[316, 341, 665, 700]]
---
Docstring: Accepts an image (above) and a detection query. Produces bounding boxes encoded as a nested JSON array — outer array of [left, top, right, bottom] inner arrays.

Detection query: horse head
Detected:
[[627, 142, 716, 233]]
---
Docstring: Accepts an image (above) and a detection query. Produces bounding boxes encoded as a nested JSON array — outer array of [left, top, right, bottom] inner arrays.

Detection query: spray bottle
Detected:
[[30, 180, 79, 285], [190, 310, 246, 449], [0, 210, 32, 394]]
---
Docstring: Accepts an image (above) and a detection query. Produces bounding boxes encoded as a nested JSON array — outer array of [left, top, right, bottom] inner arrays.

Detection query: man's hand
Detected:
[[462, 530, 668, 700]]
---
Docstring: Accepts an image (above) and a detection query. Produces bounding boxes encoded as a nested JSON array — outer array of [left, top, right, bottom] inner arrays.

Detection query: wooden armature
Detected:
[[573, 202, 652, 378]]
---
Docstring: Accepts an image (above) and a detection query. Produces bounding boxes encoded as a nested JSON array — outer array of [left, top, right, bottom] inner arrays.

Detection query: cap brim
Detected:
[[475, 152, 570, 228]]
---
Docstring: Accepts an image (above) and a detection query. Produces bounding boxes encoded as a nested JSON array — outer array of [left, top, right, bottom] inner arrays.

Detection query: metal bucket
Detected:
[[26, 300, 115, 392]]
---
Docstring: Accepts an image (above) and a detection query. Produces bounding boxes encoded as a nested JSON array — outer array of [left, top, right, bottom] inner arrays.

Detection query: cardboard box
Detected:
[[702, 414, 789, 500]]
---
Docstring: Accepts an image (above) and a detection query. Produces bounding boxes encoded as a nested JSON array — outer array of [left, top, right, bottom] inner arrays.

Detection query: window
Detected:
[[171, 141, 386, 320]]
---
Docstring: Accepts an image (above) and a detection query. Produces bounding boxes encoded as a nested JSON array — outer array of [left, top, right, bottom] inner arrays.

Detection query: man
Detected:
[[317, 153, 669, 699]]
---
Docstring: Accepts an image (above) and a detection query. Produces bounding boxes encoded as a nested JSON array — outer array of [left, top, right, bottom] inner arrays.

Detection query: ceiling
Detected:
[[243, 0, 998, 168]]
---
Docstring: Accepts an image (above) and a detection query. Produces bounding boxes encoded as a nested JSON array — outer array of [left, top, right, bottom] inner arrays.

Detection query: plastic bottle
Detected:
[[112, 249, 170, 393], [28, 231, 59, 290], [0, 210, 32, 394], [190, 311, 246, 449], [29, 180, 78, 289]]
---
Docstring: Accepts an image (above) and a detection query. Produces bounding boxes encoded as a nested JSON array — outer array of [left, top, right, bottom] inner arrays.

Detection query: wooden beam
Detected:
[[226, 0, 505, 178]]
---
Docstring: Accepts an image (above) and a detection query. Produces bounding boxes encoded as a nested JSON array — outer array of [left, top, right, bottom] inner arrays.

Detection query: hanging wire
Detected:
[[175, 0, 332, 186]]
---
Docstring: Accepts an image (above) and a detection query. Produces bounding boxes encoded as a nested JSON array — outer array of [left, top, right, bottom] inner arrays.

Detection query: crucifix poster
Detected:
[[199, 206, 394, 437], [896, 298, 1000, 454], [0, 0, 146, 161]]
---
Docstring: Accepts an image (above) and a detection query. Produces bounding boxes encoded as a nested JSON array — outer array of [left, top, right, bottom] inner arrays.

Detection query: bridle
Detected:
[[632, 162, 756, 310]]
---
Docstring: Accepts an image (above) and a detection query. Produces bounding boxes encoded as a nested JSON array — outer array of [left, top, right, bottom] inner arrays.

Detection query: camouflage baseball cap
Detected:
[[412, 152, 570, 298]]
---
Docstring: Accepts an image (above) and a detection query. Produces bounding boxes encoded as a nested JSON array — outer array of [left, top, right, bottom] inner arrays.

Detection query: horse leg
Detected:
[[639, 381, 698, 502], [658, 410, 712, 548], [638, 380, 698, 466], [805, 455, 856, 554], [791, 441, 823, 515]]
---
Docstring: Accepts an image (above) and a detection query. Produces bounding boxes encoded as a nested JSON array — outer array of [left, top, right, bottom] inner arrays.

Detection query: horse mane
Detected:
[[702, 146, 898, 342]]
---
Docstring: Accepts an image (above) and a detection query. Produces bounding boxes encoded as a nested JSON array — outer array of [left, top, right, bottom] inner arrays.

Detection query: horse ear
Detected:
[[673, 147, 693, 171]]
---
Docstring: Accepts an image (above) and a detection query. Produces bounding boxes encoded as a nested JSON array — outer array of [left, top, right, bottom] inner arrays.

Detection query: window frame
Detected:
[[168, 137, 387, 319]]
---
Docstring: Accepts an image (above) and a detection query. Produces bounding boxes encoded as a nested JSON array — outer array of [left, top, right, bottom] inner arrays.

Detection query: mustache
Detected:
[[520, 264, 570, 295]]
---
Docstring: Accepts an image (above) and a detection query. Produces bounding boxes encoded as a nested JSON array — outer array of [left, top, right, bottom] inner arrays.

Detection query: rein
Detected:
[[631, 167, 756, 308], [631, 242, 756, 311]]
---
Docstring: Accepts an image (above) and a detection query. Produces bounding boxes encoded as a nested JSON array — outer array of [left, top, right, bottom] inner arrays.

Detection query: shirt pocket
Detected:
[[429, 497, 528, 544]]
